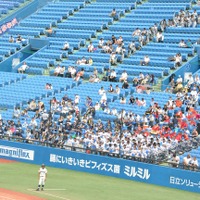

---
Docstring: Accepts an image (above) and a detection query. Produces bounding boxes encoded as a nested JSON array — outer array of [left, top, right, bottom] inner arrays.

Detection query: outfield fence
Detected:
[[0, 138, 200, 193]]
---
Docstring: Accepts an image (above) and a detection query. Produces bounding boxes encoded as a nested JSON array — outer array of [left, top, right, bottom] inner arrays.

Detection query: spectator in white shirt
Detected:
[[119, 70, 128, 82], [62, 41, 70, 50], [109, 52, 117, 65], [140, 55, 150, 66], [186, 74, 194, 86], [54, 65, 61, 76], [81, 57, 87, 65], [29, 117, 37, 128], [94, 102, 100, 111], [156, 31, 164, 42], [132, 28, 141, 37], [128, 41, 136, 55], [70, 67, 76, 78], [120, 97, 126, 104], [98, 87, 105, 96], [98, 38, 105, 48], [183, 154, 191, 169], [74, 95, 80, 105], [13, 107, 20, 118], [140, 98, 146, 107], [88, 42, 94, 52], [179, 39, 187, 48], [111, 108, 118, 116], [109, 69, 116, 82], [115, 85, 120, 95], [174, 53, 182, 67], [115, 45, 122, 54], [18, 62, 29, 74], [169, 153, 180, 168], [176, 75, 183, 83], [191, 88, 198, 102], [190, 157, 199, 170], [194, 74, 200, 84], [116, 36, 123, 45]]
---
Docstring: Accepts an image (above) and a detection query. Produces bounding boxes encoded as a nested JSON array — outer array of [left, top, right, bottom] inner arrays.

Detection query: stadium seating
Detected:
[[0, 0, 199, 166]]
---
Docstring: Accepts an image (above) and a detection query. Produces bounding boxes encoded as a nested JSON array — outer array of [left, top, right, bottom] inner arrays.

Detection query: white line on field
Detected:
[[27, 189, 70, 200], [0, 195, 16, 200], [27, 188, 66, 191]]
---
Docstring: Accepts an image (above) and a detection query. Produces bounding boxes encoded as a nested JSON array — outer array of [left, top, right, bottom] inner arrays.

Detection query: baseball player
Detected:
[[36, 164, 47, 191]]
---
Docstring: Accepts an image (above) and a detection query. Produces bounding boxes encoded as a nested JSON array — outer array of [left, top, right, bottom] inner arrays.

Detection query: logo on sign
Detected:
[[0, 145, 34, 160]]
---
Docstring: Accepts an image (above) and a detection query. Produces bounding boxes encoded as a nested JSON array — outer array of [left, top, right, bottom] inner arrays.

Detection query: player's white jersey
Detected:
[[38, 168, 47, 177]]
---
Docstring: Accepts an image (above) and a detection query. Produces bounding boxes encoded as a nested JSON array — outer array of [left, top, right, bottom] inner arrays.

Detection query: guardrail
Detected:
[[1, 134, 199, 172]]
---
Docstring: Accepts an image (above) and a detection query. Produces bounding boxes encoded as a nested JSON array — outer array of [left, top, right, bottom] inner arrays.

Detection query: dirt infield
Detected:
[[0, 158, 17, 164], [0, 188, 46, 200]]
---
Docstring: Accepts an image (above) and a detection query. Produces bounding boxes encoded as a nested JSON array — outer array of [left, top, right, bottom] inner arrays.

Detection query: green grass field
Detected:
[[0, 162, 199, 200]]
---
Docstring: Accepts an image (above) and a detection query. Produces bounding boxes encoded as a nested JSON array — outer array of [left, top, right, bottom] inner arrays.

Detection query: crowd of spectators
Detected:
[[7, 7, 200, 170], [0, 74, 198, 168]]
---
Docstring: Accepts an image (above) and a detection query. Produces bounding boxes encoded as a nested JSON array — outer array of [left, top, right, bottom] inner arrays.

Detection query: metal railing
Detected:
[[0, 135, 200, 172]]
